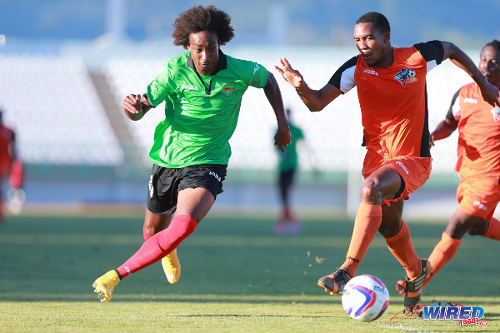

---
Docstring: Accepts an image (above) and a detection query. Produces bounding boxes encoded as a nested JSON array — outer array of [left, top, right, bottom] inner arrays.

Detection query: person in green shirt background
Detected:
[[275, 108, 304, 235], [92, 5, 291, 302]]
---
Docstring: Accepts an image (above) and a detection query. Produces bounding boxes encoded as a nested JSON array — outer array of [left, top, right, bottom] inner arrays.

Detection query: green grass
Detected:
[[0, 213, 499, 332]]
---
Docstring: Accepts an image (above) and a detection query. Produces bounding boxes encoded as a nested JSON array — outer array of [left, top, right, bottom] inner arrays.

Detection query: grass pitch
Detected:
[[0, 212, 499, 332]]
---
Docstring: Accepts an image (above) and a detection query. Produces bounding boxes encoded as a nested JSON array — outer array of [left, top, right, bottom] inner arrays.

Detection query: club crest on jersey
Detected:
[[222, 83, 236, 97], [395, 68, 417, 86], [491, 107, 500, 121]]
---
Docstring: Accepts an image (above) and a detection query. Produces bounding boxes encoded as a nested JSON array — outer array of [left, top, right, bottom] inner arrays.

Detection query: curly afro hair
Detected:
[[172, 5, 235, 48]]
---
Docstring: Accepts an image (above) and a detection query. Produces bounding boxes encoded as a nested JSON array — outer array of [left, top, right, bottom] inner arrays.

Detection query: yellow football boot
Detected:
[[92, 270, 120, 302], [162, 249, 181, 284]]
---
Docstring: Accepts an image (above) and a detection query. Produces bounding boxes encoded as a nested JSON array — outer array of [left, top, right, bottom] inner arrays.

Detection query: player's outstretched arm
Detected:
[[442, 42, 500, 107], [275, 57, 341, 111], [429, 118, 458, 147], [263, 71, 291, 152], [122, 94, 153, 121]]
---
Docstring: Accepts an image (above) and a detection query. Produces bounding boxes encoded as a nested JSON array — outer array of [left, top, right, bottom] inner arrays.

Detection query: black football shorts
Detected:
[[147, 164, 227, 215]]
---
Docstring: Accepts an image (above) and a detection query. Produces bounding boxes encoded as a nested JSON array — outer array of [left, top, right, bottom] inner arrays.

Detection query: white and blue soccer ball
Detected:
[[341, 275, 390, 322]]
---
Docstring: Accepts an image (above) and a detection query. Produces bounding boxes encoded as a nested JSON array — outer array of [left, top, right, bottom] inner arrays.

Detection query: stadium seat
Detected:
[[0, 54, 124, 166]]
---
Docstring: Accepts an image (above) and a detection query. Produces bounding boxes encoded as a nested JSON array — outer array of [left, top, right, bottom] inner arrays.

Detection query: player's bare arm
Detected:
[[122, 94, 153, 121], [275, 57, 342, 111], [263, 71, 291, 152], [429, 118, 458, 147], [442, 41, 500, 107]]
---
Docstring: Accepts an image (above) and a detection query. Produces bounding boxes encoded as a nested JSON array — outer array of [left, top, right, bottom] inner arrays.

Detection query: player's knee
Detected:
[[360, 180, 383, 204], [445, 220, 468, 239], [143, 217, 164, 235], [378, 219, 402, 237], [467, 220, 489, 236], [143, 223, 156, 237]]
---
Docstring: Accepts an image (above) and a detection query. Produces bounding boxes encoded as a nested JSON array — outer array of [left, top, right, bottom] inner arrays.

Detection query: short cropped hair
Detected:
[[172, 5, 235, 48], [484, 39, 500, 52], [356, 12, 390, 34]]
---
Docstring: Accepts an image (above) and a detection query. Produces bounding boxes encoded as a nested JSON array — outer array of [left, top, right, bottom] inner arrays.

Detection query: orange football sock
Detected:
[[483, 218, 500, 240], [423, 232, 461, 288], [340, 203, 382, 277], [384, 220, 421, 279]]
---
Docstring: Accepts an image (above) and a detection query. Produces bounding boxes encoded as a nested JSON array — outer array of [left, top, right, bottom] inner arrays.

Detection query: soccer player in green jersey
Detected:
[[92, 5, 291, 302]]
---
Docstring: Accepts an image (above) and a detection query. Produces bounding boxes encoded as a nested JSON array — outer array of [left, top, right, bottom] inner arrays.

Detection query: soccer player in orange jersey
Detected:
[[0, 109, 17, 223], [275, 12, 500, 308], [422, 40, 500, 289]]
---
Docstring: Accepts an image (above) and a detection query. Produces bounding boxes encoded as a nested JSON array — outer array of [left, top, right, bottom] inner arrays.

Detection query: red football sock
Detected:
[[384, 220, 421, 279], [423, 232, 461, 288], [341, 203, 382, 277], [483, 218, 500, 240], [117, 215, 197, 278]]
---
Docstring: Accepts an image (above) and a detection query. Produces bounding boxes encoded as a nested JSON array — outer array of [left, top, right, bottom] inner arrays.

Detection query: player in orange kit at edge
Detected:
[[275, 12, 500, 308], [422, 40, 500, 290]]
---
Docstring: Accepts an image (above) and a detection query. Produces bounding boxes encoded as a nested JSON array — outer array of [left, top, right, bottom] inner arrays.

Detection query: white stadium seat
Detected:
[[0, 54, 124, 165]]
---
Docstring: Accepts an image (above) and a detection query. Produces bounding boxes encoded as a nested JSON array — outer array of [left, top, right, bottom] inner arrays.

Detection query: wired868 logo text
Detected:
[[388, 301, 487, 327]]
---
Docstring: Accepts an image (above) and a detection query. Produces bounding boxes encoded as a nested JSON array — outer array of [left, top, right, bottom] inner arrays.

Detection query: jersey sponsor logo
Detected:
[[253, 64, 260, 75], [463, 97, 477, 104], [363, 68, 379, 76], [209, 171, 221, 182], [490, 107, 500, 121], [394, 68, 417, 86], [396, 161, 409, 175], [181, 84, 199, 91], [473, 200, 487, 211], [222, 83, 236, 97]]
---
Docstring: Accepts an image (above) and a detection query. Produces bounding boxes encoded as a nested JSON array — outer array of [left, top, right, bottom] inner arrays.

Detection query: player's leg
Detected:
[[422, 208, 472, 289], [276, 169, 299, 234], [142, 210, 182, 284], [424, 208, 499, 288], [0, 177, 6, 223], [143, 208, 171, 239], [478, 216, 500, 240], [116, 187, 212, 277], [275, 170, 289, 235], [380, 200, 422, 282], [287, 168, 301, 234], [343, 166, 402, 275], [383, 200, 430, 307], [142, 169, 181, 284], [0, 188, 4, 223], [93, 188, 214, 302], [424, 177, 500, 288], [318, 166, 401, 294]]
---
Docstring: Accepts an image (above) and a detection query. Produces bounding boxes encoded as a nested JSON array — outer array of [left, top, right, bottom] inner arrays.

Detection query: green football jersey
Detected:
[[146, 51, 268, 168], [277, 123, 304, 171]]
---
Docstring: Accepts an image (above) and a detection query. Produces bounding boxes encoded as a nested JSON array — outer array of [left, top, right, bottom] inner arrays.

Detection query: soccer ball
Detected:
[[341, 275, 390, 322]]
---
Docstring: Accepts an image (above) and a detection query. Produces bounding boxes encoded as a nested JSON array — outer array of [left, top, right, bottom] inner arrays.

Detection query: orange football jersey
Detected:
[[447, 82, 500, 178], [329, 41, 444, 160]]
